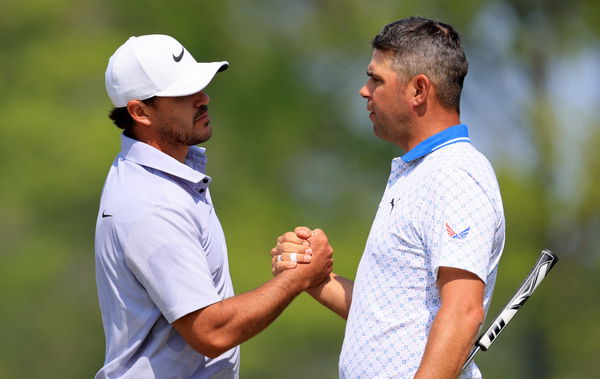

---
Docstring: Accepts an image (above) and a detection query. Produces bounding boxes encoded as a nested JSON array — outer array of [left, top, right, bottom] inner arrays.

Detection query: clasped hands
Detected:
[[271, 226, 334, 289]]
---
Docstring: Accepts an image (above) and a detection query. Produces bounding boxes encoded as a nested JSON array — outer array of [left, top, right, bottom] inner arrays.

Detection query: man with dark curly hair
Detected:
[[95, 34, 332, 379]]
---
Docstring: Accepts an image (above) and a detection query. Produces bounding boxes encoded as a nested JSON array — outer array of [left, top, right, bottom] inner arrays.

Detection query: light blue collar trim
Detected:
[[119, 134, 208, 183], [401, 124, 470, 163]]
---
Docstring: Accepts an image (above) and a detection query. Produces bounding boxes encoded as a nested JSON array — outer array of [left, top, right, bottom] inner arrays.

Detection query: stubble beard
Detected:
[[157, 114, 211, 147], [373, 111, 411, 147]]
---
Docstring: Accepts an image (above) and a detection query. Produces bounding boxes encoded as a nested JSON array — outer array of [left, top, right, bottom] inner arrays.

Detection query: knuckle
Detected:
[[283, 241, 297, 250]]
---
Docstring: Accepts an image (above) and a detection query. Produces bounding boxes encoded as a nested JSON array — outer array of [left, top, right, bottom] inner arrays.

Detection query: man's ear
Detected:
[[127, 100, 153, 126], [411, 74, 431, 107]]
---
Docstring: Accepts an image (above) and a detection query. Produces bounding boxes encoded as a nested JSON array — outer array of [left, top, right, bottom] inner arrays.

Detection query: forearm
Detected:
[[174, 271, 305, 357], [306, 273, 353, 319], [414, 304, 484, 378]]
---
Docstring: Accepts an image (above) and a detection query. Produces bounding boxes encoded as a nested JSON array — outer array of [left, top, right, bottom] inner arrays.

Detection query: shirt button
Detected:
[[199, 188, 205, 193], [202, 178, 209, 183]]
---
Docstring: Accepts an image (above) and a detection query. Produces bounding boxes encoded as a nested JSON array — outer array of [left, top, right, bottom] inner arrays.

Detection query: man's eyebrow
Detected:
[[367, 70, 381, 79]]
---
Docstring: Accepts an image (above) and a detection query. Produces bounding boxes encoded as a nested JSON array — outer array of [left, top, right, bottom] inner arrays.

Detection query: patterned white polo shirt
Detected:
[[339, 124, 505, 378]]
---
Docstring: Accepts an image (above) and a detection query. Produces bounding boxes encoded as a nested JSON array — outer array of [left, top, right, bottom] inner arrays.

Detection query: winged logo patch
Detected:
[[445, 222, 470, 239]]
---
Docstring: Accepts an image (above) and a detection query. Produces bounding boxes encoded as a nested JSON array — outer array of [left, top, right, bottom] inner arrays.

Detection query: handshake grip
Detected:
[[271, 227, 334, 289]]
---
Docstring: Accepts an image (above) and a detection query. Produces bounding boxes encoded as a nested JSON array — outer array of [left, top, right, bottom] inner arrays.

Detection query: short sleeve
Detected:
[[421, 168, 498, 282], [122, 207, 221, 323]]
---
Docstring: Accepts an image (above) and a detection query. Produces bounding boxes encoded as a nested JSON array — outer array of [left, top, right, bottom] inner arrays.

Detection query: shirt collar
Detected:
[[119, 134, 210, 184], [401, 124, 471, 163]]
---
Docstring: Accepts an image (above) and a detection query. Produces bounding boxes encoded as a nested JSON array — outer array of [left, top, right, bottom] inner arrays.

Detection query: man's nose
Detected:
[[359, 84, 370, 99], [193, 91, 210, 106]]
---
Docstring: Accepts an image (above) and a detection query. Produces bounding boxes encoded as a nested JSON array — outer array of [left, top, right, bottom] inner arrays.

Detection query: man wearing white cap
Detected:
[[95, 34, 332, 379]]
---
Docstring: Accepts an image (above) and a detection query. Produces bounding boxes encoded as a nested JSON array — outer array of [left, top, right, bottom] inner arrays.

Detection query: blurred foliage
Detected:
[[0, 0, 598, 378]]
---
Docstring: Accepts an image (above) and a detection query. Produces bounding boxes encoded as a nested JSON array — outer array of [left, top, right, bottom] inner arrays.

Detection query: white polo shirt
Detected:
[[339, 125, 505, 378], [94, 134, 239, 379]]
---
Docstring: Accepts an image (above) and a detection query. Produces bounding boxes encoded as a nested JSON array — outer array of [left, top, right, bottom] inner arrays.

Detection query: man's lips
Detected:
[[194, 105, 210, 123]]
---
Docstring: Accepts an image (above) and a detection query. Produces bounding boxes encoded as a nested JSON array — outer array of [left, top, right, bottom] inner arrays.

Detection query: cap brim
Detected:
[[154, 61, 228, 98]]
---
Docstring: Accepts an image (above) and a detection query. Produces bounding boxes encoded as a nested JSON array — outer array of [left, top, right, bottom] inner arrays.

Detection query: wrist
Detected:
[[305, 273, 333, 297], [276, 270, 310, 295]]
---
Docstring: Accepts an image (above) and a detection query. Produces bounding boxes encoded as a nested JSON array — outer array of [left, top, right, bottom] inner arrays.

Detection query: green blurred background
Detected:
[[1, 0, 599, 378]]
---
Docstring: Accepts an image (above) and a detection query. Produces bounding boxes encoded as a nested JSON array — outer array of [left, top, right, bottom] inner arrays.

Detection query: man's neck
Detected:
[[124, 128, 190, 163], [148, 140, 189, 163], [404, 111, 460, 152], [128, 127, 189, 163]]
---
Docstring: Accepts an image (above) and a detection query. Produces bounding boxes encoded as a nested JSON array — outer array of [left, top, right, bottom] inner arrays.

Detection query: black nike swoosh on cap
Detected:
[[173, 46, 184, 62], [102, 211, 113, 218]]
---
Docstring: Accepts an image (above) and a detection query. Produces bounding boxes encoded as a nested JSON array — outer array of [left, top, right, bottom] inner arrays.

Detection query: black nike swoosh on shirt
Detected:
[[102, 211, 113, 218], [173, 46, 184, 62]]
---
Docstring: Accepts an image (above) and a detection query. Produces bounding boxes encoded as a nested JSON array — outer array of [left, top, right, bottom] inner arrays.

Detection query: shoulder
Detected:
[[100, 157, 196, 224], [420, 144, 504, 212], [430, 142, 492, 168], [422, 143, 498, 185]]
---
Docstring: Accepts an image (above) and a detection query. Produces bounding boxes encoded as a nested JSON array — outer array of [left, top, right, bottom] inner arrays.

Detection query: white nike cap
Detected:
[[105, 34, 229, 107]]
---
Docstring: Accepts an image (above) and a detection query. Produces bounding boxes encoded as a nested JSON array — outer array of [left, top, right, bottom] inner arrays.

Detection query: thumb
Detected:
[[294, 226, 313, 239]]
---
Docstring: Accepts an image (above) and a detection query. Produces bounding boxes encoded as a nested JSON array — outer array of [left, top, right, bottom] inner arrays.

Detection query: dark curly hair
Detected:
[[108, 97, 157, 130]]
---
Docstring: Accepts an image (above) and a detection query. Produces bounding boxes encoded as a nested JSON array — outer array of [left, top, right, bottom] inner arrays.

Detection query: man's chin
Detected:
[[190, 128, 212, 145], [373, 126, 394, 144], [372, 124, 383, 139]]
